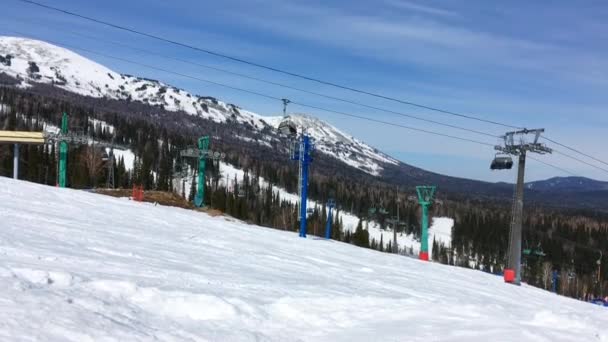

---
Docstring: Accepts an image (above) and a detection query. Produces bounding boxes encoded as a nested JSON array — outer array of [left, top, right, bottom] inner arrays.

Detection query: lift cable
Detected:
[[3, 32, 498, 148], [5, 19, 501, 139], [542, 136, 608, 168], [12, 1, 608, 170], [15, 0, 522, 130], [552, 150, 608, 175], [3, 29, 602, 179], [527, 155, 578, 177]]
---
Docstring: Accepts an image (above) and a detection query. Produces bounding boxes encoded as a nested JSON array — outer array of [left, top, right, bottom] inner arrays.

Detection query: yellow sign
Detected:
[[0, 131, 45, 144]]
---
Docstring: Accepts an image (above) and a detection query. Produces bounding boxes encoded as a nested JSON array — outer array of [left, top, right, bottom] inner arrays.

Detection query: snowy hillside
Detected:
[[0, 36, 267, 128], [1, 177, 607, 341], [214, 159, 450, 255], [0, 36, 398, 176]]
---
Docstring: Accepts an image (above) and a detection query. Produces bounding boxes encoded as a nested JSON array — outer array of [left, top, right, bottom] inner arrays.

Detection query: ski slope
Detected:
[[1, 178, 606, 341]]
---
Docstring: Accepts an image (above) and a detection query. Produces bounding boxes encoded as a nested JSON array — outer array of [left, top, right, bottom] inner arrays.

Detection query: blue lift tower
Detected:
[[278, 100, 314, 238], [325, 198, 336, 239], [293, 133, 313, 237]]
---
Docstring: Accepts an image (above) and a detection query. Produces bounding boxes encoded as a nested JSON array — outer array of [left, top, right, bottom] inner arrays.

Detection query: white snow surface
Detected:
[[1, 177, 607, 341], [107, 148, 136, 171], [0, 36, 399, 176], [89, 118, 115, 134]]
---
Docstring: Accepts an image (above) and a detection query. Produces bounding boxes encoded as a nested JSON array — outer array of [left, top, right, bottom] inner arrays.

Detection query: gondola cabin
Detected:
[[490, 154, 514, 170], [278, 120, 298, 136]]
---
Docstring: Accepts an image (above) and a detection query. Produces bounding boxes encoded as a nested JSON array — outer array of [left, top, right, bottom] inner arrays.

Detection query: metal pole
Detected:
[[299, 135, 310, 238], [325, 205, 333, 239], [197, 158, 206, 206], [597, 252, 602, 293], [13, 143, 19, 179], [507, 151, 526, 285], [420, 204, 429, 261], [394, 200, 399, 253], [282, 98, 290, 116], [195, 136, 210, 207], [552, 270, 558, 293], [58, 112, 68, 188]]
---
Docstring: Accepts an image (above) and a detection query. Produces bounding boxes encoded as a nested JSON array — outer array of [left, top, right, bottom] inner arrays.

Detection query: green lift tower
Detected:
[[416, 185, 436, 261]]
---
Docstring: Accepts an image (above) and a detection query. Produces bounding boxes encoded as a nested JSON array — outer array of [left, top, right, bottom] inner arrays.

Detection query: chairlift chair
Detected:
[[490, 153, 514, 170], [237, 183, 246, 198], [523, 242, 546, 257], [101, 150, 110, 162], [278, 119, 298, 136], [172, 159, 189, 179]]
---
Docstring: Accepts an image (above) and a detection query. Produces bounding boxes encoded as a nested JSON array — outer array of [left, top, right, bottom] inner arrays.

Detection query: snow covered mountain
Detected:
[[526, 176, 608, 192], [2, 178, 607, 341], [0, 36, 397, 176]]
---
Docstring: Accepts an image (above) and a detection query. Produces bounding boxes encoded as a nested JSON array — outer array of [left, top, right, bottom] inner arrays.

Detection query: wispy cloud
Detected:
[[228, 1, 608, 86], [384, 0, 458, 18]]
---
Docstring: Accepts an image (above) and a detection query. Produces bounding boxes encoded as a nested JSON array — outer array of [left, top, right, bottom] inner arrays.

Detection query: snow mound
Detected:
[[1, 177, 606, 341]]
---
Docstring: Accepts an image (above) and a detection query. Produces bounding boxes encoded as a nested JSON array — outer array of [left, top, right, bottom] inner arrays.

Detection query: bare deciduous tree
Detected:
[[542, 261, 553, 290], [82, 146, 105, 186]]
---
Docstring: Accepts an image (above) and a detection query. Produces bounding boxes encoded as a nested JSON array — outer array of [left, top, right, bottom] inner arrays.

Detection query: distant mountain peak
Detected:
[[265, 114, 399, 175], [526, 176, 608, 192]]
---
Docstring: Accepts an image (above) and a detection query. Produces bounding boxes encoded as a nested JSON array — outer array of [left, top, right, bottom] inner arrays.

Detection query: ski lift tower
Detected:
[[46, 112, 129, 188], [58, 112, 69, 188], [278, 101, 314, 238], [416, 185, 436, 261], [48, 112, 90, 188], [493, 128, 552, 285], [179, 136, 225, 208], [325, 198, 336, 239]]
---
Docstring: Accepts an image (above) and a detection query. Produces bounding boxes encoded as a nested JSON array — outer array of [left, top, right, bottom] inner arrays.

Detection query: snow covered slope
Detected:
[[0, 36, 267, 129], [1, 177, 606, 341], [0, 36, 397, 176], [216, 160, 449, 254]]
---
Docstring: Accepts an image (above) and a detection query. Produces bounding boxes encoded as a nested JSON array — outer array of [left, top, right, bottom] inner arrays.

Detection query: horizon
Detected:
[[1, 0, 607, 183]]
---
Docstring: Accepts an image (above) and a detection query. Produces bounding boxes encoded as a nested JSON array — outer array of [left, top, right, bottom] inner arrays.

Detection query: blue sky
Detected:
[[2, 0, 607, 182]]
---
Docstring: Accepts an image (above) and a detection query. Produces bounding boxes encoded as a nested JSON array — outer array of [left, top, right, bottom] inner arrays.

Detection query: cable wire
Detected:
[[542, 136, 608, 168], [17, 0, 521, 130], [527, 155, 578, 177], [553, 150, 608, 175], [13, 1, 608, 173], [21, 22, 501, 139], [6, 26, 608, 179], [4, 30, 497, 149]]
